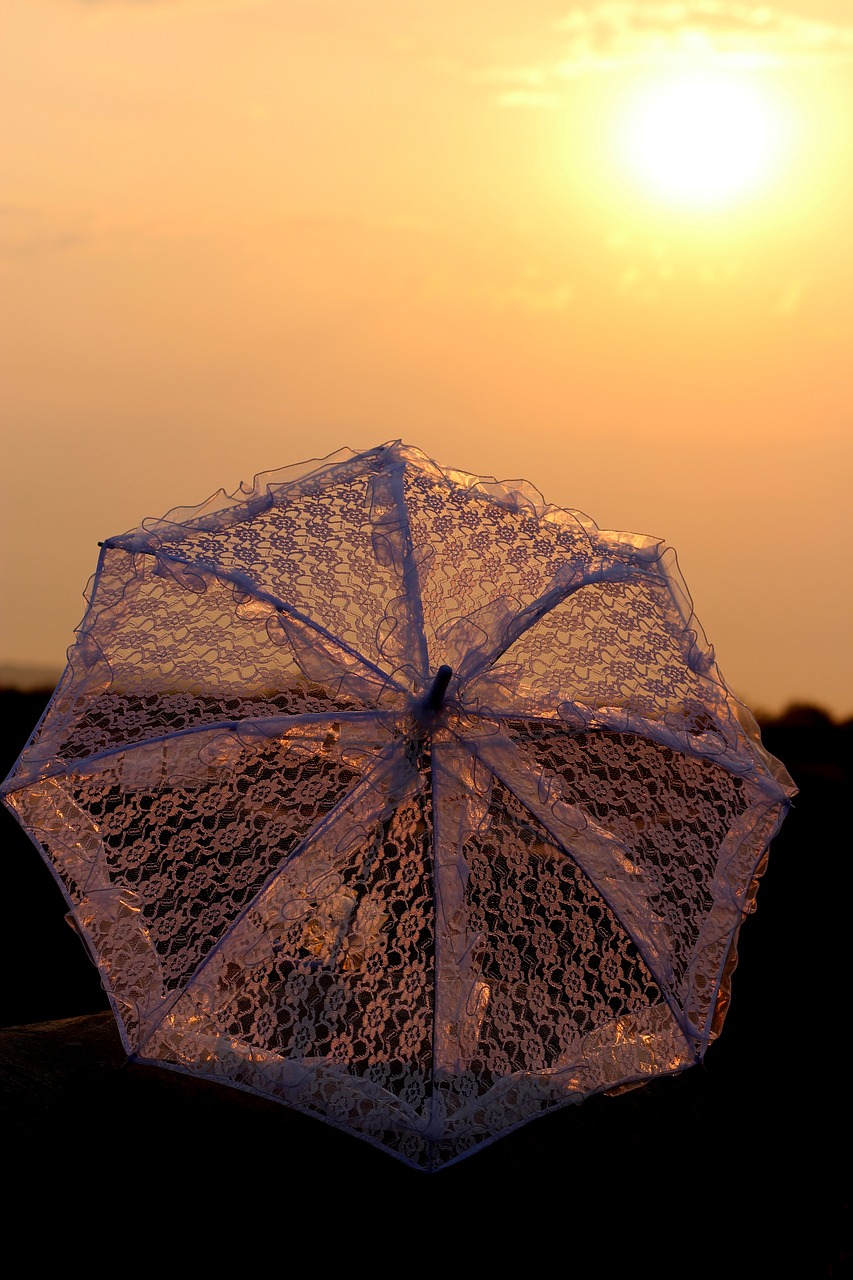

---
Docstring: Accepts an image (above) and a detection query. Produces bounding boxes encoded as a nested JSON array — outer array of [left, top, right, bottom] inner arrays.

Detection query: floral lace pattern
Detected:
[[504, 724, 750, 989], [474, 576, 730, 730], [71, 734, 363, 994], [1, 441, 795, 1170], [52, 687, 359, 764]]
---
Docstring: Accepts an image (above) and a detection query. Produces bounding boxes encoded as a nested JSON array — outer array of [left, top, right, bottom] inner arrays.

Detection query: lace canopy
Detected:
[[2, 441, 795, 1170]]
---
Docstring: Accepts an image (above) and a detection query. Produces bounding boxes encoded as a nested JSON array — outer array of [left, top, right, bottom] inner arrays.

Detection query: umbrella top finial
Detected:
[[408, 665, 454, 740], [423, 665, 453, 715]]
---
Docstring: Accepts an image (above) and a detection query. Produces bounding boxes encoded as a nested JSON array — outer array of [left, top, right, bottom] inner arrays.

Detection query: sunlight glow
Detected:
[[613, 70, 792, 211]]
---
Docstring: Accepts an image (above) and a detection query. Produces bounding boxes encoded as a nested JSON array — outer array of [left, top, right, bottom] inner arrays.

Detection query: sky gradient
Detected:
[[2, 0, 851, 718]]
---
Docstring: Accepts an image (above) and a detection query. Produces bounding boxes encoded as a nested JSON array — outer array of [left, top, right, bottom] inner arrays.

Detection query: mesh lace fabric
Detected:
[[1, 441, 795, 1170]]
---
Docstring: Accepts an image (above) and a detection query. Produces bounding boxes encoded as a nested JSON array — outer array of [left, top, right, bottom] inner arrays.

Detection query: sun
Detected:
[[613, 69, 791, 211]]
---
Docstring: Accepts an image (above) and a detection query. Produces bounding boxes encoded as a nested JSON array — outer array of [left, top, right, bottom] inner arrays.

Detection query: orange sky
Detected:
[[1, 0, 852, 718]]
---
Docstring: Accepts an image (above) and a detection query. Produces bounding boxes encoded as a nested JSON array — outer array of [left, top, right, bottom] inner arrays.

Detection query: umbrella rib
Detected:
[[458, 729, 697, 1046], [101, 543, 413, 698], [487, 711, 790, 798], [459, 561, 647, 684], [133, 739, 410, 1058], [428, 745, 440, 1106], [3, 709, 401, 787], [387, 457, 430, 679]]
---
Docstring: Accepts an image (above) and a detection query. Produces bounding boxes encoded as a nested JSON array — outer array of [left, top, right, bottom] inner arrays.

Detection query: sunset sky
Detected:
[[1, 0, 851, 719]]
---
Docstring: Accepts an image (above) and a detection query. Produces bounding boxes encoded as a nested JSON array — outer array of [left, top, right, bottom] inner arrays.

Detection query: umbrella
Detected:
[[2, 441, 795, 1171]]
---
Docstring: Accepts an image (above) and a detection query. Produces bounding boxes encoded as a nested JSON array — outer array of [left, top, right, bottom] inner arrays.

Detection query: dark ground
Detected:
[[1, 688, 849, 1272]]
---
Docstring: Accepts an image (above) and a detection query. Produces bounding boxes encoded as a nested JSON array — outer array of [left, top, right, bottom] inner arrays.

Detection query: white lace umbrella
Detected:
[[2, 442, 794, 1170]]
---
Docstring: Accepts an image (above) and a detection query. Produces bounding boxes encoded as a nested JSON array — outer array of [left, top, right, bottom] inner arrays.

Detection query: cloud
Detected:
[[0, 206, 92, 262], [477, 4, 853, 105], [775, 277, 808, 317], [557, 3, 853, 69], [67, 0, 272, 10], [496, 89, 564, 108]]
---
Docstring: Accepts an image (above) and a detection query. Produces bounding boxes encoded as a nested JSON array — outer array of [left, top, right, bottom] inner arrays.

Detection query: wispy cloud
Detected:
[[0, 206, 92, 263], [474, 4, 853, 105], [68, 0, 272, 10], [557, 3, 853, 70]]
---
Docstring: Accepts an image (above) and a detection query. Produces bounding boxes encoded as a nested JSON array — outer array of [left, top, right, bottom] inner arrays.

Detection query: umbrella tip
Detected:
[[423, 665, 453, 715]]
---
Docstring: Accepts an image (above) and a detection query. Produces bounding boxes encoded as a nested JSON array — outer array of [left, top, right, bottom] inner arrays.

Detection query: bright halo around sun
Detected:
[[614, 69, 792, 211]]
